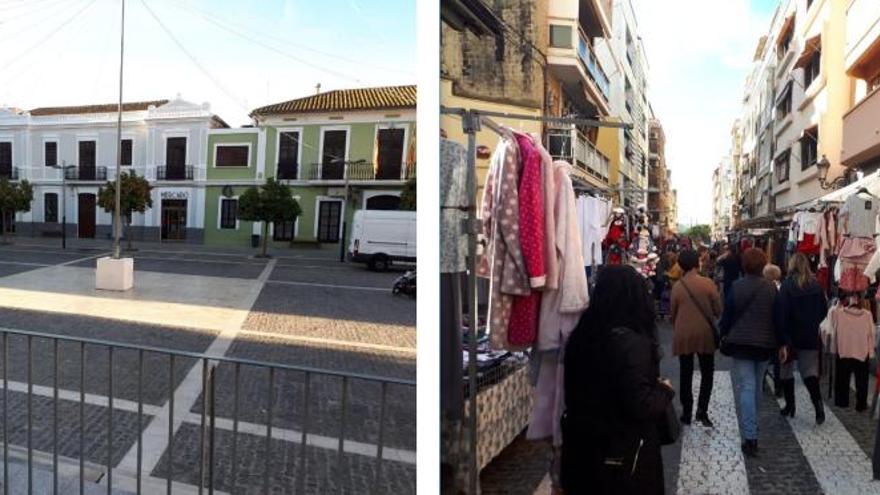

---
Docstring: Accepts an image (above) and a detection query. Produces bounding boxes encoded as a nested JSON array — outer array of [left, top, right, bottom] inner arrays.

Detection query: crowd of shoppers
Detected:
[[561, 243, 833, 493]]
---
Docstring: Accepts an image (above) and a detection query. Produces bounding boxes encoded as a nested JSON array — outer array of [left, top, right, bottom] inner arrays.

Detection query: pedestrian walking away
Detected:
[[561, 265, 675, 495], [670, 249, 722, 427], [719, 248, 785, 458], [774, 253, 828, 424]]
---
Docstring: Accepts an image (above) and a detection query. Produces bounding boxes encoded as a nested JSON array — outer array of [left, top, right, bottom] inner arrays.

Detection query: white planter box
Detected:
[[96, 256, 134, 291]]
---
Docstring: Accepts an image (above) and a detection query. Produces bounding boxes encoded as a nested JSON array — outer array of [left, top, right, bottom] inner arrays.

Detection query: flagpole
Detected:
[[113, 0, 125, 259]]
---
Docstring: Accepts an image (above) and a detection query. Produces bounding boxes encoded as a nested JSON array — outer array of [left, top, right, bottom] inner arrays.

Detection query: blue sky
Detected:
[[0, 0, 416, 126], [632, 0, 778, 226]]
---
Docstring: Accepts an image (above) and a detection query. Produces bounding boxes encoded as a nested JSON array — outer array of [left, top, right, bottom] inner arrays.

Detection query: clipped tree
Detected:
[[0, 178, 33, 244], [238, 178, 302, 257], [399, 177, 416, 210], [98, 172, 153, 250]]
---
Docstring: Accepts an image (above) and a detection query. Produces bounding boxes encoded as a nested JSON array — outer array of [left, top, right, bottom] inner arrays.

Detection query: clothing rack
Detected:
[[441, 105, 631, 494]]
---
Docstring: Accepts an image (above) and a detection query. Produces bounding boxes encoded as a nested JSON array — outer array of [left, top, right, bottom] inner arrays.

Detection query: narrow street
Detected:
[[481, 320, 880, 494]]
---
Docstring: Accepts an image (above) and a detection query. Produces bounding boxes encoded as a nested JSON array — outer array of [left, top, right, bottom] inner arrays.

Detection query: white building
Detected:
[[0, 98, 227, 243], [595, 0, 650, 207]]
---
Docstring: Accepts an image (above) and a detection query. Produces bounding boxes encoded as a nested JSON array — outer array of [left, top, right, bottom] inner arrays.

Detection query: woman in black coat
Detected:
[[562, 265, 675, 494]]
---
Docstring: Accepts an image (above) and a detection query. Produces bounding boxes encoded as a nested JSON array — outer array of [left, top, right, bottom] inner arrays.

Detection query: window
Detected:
[[0, 142, 11, 170], [377, 128, 405, 180], [801, 127, 818, 170], [45, 141, 57, 167], [776, 81, 793, 119], [804, 50, 821, 88], [317, 200, 341, 243], [549, 25, 572, 48], [120, 139, 132, 166], [277, 131, 300, 179], [215, 145, 250, 167], [777, 16, 794, 60], [44, 193, 58, 223], [775, 150, 791, 183], [273, 220, 295, 241], [219, 198, 238, 229], [320, 129, 347, 180]]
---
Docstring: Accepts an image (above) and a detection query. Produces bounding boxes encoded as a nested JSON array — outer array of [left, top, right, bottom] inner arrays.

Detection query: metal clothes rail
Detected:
[[441, 106, 634, 494]]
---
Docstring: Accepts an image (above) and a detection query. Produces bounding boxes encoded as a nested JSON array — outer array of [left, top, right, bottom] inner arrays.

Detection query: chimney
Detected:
[[315, 83, 321, 94]]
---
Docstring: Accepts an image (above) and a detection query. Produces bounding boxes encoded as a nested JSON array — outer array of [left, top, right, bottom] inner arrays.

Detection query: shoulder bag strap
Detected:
[[680, 279, 717, 331]]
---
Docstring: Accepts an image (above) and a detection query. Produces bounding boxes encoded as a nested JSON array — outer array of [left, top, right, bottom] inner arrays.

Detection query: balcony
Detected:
[[65, 165, 106, 181], [548, 23, 611, 116], [842, 86, 880, 166], [300, 161, 415, 182], [546, 128, 609, 181], [845, 0, 880, 76], [0, 166, 19, 180], [276, 162, 299, 180], [157, 165, 193, 181]]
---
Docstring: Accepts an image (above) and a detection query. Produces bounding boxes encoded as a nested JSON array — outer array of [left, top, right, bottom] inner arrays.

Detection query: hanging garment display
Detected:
[[818, 206, 840, 267], [840, 191, 880, 238], [577, 196, 611, 267], [478, 140, 531, 350], [528, 161, 589, 445], [837, 237, 876, 293]]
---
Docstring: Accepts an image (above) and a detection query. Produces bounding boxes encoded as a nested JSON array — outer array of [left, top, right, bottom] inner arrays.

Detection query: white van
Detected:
[[348, 210, 416, 271]]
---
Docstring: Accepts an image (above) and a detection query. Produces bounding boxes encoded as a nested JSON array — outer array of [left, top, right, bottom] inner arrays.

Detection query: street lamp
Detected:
[[48, 162, 76, 249], [817, 155, 847, 190]]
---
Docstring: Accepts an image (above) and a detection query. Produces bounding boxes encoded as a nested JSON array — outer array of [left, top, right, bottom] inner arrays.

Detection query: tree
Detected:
[[0, 178, 33, 244], [238, 178, 302, 257], [98, 172, 153, 251], [399, 177, 416, 210], [685, 224, 712, 244]]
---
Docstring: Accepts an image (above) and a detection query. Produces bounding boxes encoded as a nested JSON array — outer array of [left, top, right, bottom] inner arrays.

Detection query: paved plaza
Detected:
[[0, 239, 416, 494], [480, 320, 880, 495]]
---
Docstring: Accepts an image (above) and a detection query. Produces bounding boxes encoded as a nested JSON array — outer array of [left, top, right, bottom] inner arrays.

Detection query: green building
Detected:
[[204, 85, 416, 248]]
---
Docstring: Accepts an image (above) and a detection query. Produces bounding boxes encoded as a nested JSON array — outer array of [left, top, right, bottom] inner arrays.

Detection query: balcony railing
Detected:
[[842, 86, 880, 166], [547, 128, 609, 181], [157, 165, 194, 181], [300, 161, 415, 181], [576, 30, 610, 101], [276, 163, 299, 180], [65, 166, 107, 181], [0, 166, 19, 180]]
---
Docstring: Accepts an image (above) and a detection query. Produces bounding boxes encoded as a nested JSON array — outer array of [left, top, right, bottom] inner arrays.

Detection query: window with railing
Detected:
[[800, 126, 818, 170], [775, 149, 791, 183], [804, 50, 821, 88]]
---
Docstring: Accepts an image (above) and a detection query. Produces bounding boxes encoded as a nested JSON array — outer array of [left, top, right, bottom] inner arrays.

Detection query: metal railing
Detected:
[[64, 166, 107, 181], [157, 165, 194, 181], [0, 167, 18, 180], [300, 161, 414, 181], [276, 163, 299, 180], [0, 327, 415, 494], [576, 29, 610, 101], [547, 128, 610, 181]]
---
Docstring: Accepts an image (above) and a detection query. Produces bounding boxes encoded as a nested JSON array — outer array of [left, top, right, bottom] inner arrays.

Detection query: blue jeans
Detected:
[[733, 358, 768, 441]]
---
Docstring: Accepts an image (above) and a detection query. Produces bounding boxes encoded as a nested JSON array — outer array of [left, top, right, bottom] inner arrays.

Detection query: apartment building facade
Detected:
[[205, 85, 417, 247], [648, 118, 673, 236], [712, 158, 735, 240], [729, 0, 859, 231], [595, 0, 650, 207], [0, 98, 226, 242], [841, 0, 880, 173]]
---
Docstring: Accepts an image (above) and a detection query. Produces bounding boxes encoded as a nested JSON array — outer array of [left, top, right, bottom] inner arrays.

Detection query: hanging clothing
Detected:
[[506, 134, 547, 347], [837, 237, 875, 292], [440, 139, 468, 274], [832, 305, 875, 361], [835, 356, 870, 410], [817, 207, 840, 266], [478, 140, 531, 350], [577, 196, 610, 267], [536, 138, 559, 290], [840, 193, 880, 238]]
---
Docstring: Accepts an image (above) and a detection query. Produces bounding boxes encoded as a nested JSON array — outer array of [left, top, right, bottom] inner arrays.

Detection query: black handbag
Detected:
[[719, 287, 759, 356]]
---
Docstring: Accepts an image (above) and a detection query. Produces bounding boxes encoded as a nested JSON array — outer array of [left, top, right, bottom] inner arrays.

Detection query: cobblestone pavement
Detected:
[[478, 321, 880, 494], [0, 242, 415, 493]]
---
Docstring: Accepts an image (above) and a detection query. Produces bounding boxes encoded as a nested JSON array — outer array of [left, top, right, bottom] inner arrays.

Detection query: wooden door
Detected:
[[317, 201, 341, 243], [166, 137, 187, 179], [376, 128, 404, 179], [79, 141, 96, 180], [77, 194, 96, 238]]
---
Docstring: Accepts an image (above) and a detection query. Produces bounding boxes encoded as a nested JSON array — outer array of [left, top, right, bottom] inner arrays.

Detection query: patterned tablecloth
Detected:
[[442, 363, 534, 490]]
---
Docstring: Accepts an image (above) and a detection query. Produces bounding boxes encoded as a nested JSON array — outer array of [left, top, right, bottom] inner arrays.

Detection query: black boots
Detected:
[[694, 411, 714, 428], [779, 379, 796, 418], [741, 439, 758, 458], [804, 376, 825, 425]]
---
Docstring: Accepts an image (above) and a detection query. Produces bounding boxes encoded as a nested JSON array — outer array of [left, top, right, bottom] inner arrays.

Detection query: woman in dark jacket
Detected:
[[562, 265, 674, 494], [719, 248, 785, 458], [774, 252, 828, 424]]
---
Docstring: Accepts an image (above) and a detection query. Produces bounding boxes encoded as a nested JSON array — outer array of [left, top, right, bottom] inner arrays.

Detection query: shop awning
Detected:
[[795, 34, 821, 69]]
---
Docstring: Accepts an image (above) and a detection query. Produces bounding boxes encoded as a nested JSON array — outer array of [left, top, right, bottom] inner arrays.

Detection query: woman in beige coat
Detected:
[[670, 249, 722, 427]]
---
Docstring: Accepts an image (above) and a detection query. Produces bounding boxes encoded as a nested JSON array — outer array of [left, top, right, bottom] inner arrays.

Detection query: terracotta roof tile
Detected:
[[29, 100, 169, 116], [250, 85, 415, 116]]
